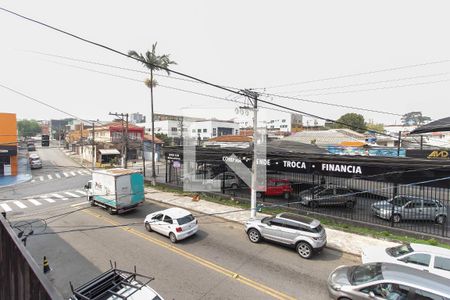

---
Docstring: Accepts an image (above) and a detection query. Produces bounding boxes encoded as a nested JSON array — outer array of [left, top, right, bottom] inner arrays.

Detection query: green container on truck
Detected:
[[84, 168, 145, 214]]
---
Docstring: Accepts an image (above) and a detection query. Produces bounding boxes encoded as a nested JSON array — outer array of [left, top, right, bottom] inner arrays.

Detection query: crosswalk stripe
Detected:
[[77, 171, 84, 175], [63, 172, 69, 177], [40, 196, 55, 203], [47, 174, 53, 180], [28, 199, 42, 206], [70, 171, 76, 176], [13, 201, 27, 209], [55, 173, 61, 179], [0, 203, 12, 212], [82, 170, 91, 175], [39, 176, 44, 181], [64, 192, 79, 198], [31, 179, 36, 183], [75, 190, 87, 196], [51, 193, 68, 200]]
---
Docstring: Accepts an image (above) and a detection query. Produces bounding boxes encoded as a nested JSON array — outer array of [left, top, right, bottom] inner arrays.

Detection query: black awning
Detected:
[[410, 116, 450, 134], [0, 145, 17, 156]]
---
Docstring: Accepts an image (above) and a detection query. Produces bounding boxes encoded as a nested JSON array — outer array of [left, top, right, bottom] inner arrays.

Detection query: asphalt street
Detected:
[[9, 198, 359, 300], [0, 145, 91, 217]]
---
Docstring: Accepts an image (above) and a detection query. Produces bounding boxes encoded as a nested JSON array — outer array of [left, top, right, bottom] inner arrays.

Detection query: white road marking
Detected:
[[71, 202, 88, 207], [47, 174, 53, 180], [51, 193, 68, 200], [40, 196, 55, 203], [77, 171, 84, 175], [13, 201, 27, 209], [0, 203, 12, 212], [64, 192, 79, 198], [31, 179, 36, 183], [63, 172, 69, 177], [28, 199, 42, 206], [55, 173, 61, 179], [75, 190, 87, 196], [70, 171, 76, 176], [39, 176, 44, 181], [82, 170, 91, 175]]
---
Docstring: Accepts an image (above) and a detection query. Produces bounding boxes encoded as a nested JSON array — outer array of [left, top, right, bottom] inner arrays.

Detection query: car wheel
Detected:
[[247, 228, 261, 243], [436, 215, 447, 225], [310, 201, 319, 209], [107, 207, 116, 215], [145, 222, 153, 232], [392, 214, 402, 223], [283, 192, 290, 200], [296, 241, 313, 259], [256, 192, 263, 198], [231, 183, 238, 189], [169, 232, 177, 243], [345, 201, 354, 209]]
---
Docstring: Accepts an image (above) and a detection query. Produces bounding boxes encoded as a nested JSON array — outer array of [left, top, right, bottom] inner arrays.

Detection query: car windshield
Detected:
[[177, 214, 195, 225], [30, 158, 40, 162], [386, 244, 414, 257], [309, 186, 325, 194], [261, 217, 273, 224], [349, 263, 383, 285]]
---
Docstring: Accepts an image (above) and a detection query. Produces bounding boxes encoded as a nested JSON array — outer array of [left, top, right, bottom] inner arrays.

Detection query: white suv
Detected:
[[245, 213, 327, 259]]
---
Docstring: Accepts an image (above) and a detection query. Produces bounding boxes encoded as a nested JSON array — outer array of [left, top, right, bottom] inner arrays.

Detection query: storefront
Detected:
[[0, 145, 17, 176]]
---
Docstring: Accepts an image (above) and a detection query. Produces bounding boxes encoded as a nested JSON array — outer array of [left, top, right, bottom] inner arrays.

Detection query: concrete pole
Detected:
[[92, 122, 95, 170], [250, 98, 258, 218]]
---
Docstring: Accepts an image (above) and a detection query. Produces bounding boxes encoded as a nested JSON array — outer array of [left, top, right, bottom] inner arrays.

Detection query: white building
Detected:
[[129, 112, 146, 124], [239, 113, 303, 133]]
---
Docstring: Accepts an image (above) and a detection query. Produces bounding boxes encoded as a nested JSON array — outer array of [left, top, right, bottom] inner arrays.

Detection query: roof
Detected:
[[161, 207, 192, 218], [380, 262, 450, 294], [410, 243, 450, 257], [285, 129, 366, 146], [208, 135, 252, 142], [99, 149, 120, 155], [143, 135, 163, 144], [411, 117, 450, 134], [94, 168, 141, 176]]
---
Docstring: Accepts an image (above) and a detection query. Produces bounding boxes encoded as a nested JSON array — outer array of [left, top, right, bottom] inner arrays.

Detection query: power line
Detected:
[[255, 59, 450, 90], [277, 71, 450, 95]]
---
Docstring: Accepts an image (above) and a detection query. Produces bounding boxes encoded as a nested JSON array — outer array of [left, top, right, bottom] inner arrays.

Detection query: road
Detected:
[[0, 145, 91, 217], [8, 197, 359, 300]]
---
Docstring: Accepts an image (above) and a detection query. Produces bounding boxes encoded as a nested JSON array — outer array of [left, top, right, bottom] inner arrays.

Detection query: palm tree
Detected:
[[128, 43, 176, 185]]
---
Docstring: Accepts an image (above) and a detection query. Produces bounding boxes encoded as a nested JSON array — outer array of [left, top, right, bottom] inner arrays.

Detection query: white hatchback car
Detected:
[[144, 208, 198, 243], [361, 243, 450, 278]]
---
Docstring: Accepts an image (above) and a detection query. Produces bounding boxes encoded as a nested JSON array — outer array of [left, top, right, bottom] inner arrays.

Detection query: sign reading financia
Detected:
[[269, 159, 366, 176]]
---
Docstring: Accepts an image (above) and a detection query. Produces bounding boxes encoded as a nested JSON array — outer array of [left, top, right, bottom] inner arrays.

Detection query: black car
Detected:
[[298, 185, 357, 208]]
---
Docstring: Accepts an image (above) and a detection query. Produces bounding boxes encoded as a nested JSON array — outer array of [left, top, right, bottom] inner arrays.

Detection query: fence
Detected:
[[165, 162, 450, 240], [0, 214, 62, 300]]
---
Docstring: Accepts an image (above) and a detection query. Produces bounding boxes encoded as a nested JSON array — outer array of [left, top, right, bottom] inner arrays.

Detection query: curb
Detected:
[[144, 195, 361, 257]]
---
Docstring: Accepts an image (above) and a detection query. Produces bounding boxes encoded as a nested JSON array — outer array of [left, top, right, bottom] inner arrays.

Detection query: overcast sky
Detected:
[[1, 1, 449, 125]]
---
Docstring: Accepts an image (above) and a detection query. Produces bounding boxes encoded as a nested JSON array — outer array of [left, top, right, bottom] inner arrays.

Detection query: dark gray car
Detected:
[[299, 185, 357, 209]]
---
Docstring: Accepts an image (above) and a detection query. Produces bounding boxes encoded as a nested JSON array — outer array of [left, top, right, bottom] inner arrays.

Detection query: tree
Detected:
[[401, 111, 431, 126], [128, 43, 177, 185], [17, 119, 41, 138], [332, 113, 367, 133], [155, 133, 171, 145], [366, 122, 385, 133]]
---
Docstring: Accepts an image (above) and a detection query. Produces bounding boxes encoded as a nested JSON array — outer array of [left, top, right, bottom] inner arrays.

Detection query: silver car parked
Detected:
[[328, 262, 450, 300], [244, 213, 327, 259], [372, 195, 447, 224]]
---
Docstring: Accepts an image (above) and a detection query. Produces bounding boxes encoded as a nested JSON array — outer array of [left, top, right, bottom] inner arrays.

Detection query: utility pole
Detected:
[[91, 122, 96, 170], [109, 112, 129, 169], [80, 122, 84, 165], [241, 89, 259, 218]]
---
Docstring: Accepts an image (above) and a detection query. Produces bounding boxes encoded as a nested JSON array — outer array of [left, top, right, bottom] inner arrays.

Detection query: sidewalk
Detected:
[[144, 187, 398, 256]]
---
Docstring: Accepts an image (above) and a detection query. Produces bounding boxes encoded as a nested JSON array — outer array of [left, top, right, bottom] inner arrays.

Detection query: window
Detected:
[[269, 219, 284, 227], [213, 128, 217, 136], [335, 188, 351, 195], [391, 196, 410, 207], [360, 283, 409, 299], [282, 119, 286, 122], [318, 189, 334, 197], [415, 289, 446, 300], [423, 200, 437, 208], [400, 253, 431, 266], [203, 128, 207, 133], [349, 263, 383, 285], [177, 214, 195, 225], [192, 129, 196, 133], [434, 256, 450, 272], [163, 215, 173, 224], [197, 129, 201, 133], [387, 244, 414, 257], [235, 130, 238, 135], [152, 214, 163, 221], [171, 127, 178, 132]]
